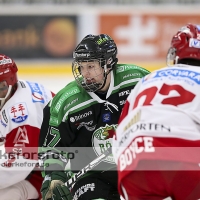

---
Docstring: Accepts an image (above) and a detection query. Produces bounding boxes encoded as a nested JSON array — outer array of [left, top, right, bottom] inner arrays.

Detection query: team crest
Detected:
[[14, 126, 29, 147], [8, 102, 28, 123], [92, 124, 117, 164]]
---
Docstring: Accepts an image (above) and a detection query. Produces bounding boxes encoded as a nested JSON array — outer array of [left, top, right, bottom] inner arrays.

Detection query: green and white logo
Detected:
[[92, 124, 117, 164]]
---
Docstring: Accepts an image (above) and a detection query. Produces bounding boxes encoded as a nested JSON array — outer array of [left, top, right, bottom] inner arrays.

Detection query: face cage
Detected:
[[166, 47, 179, 66], [72, 58, 107, 92]]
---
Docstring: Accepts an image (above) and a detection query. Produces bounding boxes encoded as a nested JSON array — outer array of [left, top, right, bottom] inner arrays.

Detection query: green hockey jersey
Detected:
[[39, 64, 150, 179]]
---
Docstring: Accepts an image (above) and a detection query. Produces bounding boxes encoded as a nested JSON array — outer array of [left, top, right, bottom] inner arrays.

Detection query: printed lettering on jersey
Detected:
[[64, 98, 79, 111], [118, 123, 171, 149], [2, 109, 8, 123], [75, 120, 96, 131], [120, 100, 126, 106], [151, 69, 200, 84], [116, 65, 149, 74], [70, 111, 92, 122], [119, 136, 155, 171], [119, 90, 131, 97], [26, 81, 45, 103], [8, 102, 28, 123], [13, 126, 29, 147], [92, 124, 117, 164], [73, 183, 95, 200], [102, 112, 111, 122], [123, 73, 141, 79], [54, 86, 80, 113]]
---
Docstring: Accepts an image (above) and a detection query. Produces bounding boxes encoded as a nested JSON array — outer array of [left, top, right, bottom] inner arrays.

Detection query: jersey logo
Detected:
[[102, 112, 111, 122], [92, 124, 117, 164], [116, 65, 149, 74], [152, 69, 200, 85], [13, 126, 29, 147], [8, 102, 28, 123], [26, 81, 45, 103], [75, 120, 96, 131], [70, 111, 93, 122]]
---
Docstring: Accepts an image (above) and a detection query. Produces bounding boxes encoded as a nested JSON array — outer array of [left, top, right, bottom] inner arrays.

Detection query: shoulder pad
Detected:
[[49, 81, 81, 126]]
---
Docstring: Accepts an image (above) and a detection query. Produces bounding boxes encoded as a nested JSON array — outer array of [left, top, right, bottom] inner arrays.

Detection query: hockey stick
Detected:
[[64, 147, 112, 189]]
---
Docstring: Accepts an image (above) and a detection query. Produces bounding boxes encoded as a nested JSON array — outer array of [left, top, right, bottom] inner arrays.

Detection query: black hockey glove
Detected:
[[41, 171, 73, 200]]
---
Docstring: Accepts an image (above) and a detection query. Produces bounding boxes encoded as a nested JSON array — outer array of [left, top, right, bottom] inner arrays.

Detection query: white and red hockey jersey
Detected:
[[113, 64, 200, 194], [0, 80, 54, 195]]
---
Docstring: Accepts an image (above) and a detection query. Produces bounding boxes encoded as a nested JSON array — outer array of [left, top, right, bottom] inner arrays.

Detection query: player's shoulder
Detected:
[[114, 63, 150, 78], [18, 79, 53, 103], [53, 80, 84, 100], [19, 79, 51, 92], [49, 80, 88, 117]]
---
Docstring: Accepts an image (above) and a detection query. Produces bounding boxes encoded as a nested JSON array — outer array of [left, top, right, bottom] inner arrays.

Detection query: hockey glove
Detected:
[[41, 171, 73, 200]]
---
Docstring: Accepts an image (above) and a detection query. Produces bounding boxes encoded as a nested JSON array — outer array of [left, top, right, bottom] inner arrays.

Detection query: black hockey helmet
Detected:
[[72, 34, 118, 92]]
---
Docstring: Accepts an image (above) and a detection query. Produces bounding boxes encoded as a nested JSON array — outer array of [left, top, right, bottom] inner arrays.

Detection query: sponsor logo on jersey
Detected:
[[64, 98, 79, 111], [75, 120, 96, 131], [123, 110, 141, 131], [8, 102, 28, 123], [70, 111, 92, 122], [73, 183, 95, 200], [26, 81, 45, 103], [123, 73, 140, 79], [54, 86, 80, 113], [118, 122, 171, 148], [13, 126, 29, 147], [102, 112, 111, 122], [119, 90, 130, 97], [92, 124, 117, 164], [116, 65, 149, 74], [2, 109, 8, 123], [155, 69, 200, 84], [120, 100, 126, 106]]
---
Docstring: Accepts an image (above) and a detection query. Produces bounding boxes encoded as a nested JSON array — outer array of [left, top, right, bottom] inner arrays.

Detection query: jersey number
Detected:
[[133, 83, 195, 108], [47, 127, 61, 147]]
